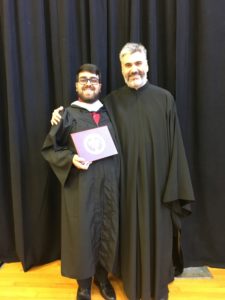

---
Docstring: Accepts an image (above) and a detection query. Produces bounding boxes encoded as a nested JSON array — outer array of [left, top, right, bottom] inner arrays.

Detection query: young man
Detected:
[[42, 64, 119, 300], [51, 43, 195, 300]]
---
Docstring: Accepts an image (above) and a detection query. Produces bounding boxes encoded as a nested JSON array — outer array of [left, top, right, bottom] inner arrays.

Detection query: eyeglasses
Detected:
[[78, 77, 100, 85]]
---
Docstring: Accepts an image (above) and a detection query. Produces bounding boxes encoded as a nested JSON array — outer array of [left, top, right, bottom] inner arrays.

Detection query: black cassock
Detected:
[[42, 105, 120, 280], [104, 82, 195, 300]]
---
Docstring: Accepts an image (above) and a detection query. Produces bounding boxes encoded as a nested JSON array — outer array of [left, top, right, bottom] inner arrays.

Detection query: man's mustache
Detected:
[[128, 70, 145, 79], [81, 86, 95, 91]]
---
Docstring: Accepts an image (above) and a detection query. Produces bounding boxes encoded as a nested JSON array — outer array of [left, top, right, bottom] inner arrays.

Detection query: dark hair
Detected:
[[76, 64, 101, 82]]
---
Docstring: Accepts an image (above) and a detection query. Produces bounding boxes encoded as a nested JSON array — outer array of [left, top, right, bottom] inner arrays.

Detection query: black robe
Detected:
[[104, 82, 195, 300], [41, 105, 120, 280]]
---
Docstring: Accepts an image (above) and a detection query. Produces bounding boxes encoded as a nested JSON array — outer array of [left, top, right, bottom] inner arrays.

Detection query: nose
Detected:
[[85, 79, 92, 85], [83, 80, 93, 88], [130, 65, 138, 73]]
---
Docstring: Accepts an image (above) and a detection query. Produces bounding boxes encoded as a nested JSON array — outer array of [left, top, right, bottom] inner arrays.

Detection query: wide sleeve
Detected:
[[162, 95, 195, 222], [41, 109, 75, 186]]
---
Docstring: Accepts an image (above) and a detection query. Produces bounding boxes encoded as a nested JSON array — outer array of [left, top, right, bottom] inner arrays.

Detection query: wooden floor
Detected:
[[0, 261, 225, 299]]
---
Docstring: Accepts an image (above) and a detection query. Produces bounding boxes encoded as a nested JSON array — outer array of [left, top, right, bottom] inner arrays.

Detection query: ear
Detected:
[[75, 82, 78, 91], [146, 60, 149, 72]]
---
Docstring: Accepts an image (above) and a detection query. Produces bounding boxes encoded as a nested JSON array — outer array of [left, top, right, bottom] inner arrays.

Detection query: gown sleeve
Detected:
[[41, 108, 76, 186], [162, 95, 195, 226], [161, 95, 195, 275]]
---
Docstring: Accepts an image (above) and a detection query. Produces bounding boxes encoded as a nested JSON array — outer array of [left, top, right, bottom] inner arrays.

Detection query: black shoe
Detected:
[[76, 287, 91, 300], [94, 278, 116, 300]]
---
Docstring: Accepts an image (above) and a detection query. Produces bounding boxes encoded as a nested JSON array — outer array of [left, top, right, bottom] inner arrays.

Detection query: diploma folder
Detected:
[[70, 126, 118, 162]]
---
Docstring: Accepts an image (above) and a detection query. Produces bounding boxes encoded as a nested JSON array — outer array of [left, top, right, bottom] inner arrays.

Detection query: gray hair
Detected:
[[119, 43, 147, 61]]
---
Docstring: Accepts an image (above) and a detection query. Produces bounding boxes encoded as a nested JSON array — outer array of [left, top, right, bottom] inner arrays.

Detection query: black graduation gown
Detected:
[[104, 83, 195, 300], [41, 105, 120, 280]]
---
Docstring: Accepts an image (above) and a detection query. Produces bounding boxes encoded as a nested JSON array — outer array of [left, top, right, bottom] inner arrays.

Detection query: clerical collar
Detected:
[[71, 100, 103, 112]]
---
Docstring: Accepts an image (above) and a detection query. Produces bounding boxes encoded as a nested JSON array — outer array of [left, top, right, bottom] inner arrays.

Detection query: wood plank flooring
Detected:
[[0, 261, 225, 299]]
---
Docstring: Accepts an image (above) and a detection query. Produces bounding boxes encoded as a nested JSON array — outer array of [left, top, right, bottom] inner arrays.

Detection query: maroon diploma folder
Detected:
[[70, 126, 118, 161]]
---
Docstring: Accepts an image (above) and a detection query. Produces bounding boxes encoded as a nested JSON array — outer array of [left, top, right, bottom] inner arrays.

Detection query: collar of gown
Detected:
[[71, 99, 103, 112]]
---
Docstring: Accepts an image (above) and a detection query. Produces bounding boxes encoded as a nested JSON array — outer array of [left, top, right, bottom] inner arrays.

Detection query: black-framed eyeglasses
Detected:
[[78, 77, 100, 85]]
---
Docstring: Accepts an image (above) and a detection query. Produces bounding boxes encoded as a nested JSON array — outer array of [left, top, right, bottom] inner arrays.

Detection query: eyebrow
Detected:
[[79, 76, 99, 78], [124, 61, 143, 66]]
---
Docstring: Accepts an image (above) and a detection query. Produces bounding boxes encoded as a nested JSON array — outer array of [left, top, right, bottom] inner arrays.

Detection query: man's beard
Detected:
[[126, 70, 147, 89], [78, 90, 100, 103]]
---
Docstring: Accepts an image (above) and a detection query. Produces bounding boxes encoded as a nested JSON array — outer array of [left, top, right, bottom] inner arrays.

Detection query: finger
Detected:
[[75, 155, 86, 163], [76, 162, 88, 170], [51, 120, 59, 126], [55, 116, 61, 122], [54, 106, 64, 113]]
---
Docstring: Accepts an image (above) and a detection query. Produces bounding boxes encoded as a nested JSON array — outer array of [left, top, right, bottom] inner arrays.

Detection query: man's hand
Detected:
[[72, 154, 92, 170], [51, 106, 64, 125]]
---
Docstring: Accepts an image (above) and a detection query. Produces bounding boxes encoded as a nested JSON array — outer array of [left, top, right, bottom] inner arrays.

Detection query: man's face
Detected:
[[75, 71, 101, 103], [121, 51, 149, 89]]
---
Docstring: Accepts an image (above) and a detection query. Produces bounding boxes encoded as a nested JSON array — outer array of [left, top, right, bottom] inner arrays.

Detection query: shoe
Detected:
[[94, 278, 116, 300], [76, 287, 91, 300]]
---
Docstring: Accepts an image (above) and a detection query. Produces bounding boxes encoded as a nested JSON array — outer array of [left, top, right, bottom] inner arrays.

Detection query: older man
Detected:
[[51, 43, 194, 300]]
